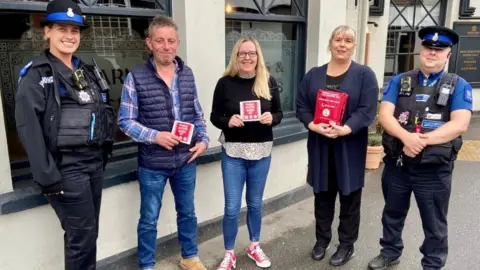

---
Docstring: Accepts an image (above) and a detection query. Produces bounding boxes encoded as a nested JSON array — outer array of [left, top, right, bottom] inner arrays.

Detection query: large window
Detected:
[[0, 1, 169, 163], [384, 0, 447, 79], [225, 0, 306, 113], [226, 21, 298, 111]]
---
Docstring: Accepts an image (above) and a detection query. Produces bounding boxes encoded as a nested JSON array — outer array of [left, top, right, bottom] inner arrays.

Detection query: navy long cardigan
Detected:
[[296, 61, 379, 195]]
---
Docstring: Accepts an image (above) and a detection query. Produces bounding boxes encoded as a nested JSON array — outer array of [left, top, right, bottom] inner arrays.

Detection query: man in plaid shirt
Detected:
[[118, 15, 209, 270]]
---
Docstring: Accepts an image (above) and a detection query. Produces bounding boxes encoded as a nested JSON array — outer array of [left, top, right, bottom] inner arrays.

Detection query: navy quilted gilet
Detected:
[[131, 56, 198, 169]]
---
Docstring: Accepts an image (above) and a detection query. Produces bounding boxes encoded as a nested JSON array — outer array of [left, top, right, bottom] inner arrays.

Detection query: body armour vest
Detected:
[[55, 61, 115, 151], [382, 70, 463, 165], [131, 60, 198, 170]]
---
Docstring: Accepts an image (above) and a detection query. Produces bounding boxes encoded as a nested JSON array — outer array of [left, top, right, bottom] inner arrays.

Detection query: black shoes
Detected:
[[312, 243, 355, 266], [311, 243, 330, 260], [368, 254, 400, 270], [330, 246, 355, 266]]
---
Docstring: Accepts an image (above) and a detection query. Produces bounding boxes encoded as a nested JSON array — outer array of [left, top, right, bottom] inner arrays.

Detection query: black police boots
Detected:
[[368, 254, 400, 270], [330, 246, 355, 266], [311, 243, 329, 260]]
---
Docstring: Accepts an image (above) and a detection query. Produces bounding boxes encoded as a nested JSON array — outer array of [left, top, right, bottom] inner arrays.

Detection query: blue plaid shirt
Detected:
[[118, 59, 209, 146]]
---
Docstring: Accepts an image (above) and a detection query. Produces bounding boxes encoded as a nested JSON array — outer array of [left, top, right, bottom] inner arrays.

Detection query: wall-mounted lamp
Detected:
[[225, 3, 233, 13]]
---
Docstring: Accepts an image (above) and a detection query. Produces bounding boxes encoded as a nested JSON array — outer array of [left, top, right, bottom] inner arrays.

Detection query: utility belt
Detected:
[[383, 133, 462, 166]]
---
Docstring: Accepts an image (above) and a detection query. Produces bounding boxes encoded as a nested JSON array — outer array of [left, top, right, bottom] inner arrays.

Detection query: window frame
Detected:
[[4, 0, 310, 195], [383, 0, 448, 85], [1, 0, 312, 213], [459, 0, 480, 19], [369, 0, 385, 16], [225, 0, 308, 114], [1, 0, 170, 172]]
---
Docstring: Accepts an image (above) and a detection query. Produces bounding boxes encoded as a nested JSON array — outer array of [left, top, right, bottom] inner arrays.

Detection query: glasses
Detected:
[[237, 51, 257, 58]]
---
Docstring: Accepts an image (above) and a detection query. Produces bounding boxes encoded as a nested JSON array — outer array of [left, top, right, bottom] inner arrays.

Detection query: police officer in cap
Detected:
[[368, 25, 472, 270], [14, 0, 115, 269]]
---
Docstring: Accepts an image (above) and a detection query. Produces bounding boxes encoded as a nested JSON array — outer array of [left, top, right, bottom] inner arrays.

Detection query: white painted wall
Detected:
[[367, 0, 391, 87], [0, 1, 311, 269], [472, 0, 480, 9], [306, 0, 370, 70], [306, 0, 348, 70], [345, 0, 369, 64], [173, 0, 226, 148], [346, 0, 360, 62], [0, 140, 308, 270], [444, 0, 460, 39], [0, 94, 12, 193]]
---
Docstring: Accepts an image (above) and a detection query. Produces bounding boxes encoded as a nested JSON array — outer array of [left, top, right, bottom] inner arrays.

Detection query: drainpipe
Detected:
[[356, 0, 369, 64]]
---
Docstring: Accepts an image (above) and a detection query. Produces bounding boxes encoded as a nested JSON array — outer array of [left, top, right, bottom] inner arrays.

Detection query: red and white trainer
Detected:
[[217, 251, 237, 270], [247, 245, 271, 268]]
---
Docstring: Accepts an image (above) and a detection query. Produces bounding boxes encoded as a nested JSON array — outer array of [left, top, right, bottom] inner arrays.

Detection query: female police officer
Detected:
[[14, 0, 115, 269], [368, 26, 472, 270]]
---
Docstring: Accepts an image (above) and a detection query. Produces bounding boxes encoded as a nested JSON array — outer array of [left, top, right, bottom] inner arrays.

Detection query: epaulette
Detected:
[[18, 61, 33, 83]]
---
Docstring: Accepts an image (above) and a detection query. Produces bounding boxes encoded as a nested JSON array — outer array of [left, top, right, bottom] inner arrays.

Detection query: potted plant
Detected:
[[366, 100, 384, 170]]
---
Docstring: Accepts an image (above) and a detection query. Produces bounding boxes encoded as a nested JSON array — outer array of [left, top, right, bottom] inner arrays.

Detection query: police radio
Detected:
[[437, 74, 456, 107], [437, 85, 452, 106], [91, 58, 110, 103]]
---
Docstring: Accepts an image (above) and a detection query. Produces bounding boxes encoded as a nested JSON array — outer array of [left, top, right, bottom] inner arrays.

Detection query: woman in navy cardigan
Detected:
[[296, 25, 379, 266]]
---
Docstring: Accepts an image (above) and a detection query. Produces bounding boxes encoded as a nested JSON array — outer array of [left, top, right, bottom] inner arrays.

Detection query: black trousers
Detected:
[[47, 150, 104, 270], [380, 159, 452, 270], [314, 160, 362, 249]]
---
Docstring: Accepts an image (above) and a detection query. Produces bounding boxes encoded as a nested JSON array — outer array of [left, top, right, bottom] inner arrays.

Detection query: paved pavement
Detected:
[[113, 116, 480, 270], [148, 160, 479, 270], [458, 116, 480, 161]]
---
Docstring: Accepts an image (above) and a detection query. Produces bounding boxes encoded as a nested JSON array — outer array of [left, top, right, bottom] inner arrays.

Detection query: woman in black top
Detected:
[[296, 25, 379, 266], [210, 37, 282, 270]]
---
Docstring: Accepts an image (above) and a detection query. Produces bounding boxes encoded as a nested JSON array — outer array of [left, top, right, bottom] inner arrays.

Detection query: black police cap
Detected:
[[418, 26, 459, 49], [40, 0, 88, 29]]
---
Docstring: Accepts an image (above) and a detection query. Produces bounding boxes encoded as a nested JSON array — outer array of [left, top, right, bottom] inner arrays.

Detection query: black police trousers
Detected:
[[46, 150, 104, 270], [379, 159, 452, 270]]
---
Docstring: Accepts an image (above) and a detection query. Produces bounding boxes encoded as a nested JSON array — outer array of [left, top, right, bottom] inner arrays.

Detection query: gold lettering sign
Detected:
[[467, 25, 480, 36]]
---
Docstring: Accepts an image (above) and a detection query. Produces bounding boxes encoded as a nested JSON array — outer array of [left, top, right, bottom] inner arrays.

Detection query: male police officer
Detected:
[[368, 26, 472, 270], [14, 0, 115, 269]]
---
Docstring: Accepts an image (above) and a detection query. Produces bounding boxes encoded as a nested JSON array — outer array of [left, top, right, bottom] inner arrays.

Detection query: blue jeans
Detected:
[[137, 162, 198, 269], [221, 149, 272, 250]]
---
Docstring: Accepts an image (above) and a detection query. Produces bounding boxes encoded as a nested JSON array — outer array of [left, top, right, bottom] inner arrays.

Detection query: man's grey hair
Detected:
[[147, 15, 178, 37]]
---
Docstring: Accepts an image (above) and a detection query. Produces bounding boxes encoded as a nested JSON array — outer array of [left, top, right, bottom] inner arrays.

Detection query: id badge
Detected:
[[75, 89, 94, 104]]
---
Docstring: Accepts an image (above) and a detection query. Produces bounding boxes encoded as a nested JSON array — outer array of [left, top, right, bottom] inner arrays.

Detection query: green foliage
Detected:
[[368, 99, 383, 146], [374, 112, 383, 134], [368, 132, 382, 146]]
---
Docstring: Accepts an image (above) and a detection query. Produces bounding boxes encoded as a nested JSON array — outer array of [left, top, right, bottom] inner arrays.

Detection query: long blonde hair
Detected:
[[224, 37, 271, 100]]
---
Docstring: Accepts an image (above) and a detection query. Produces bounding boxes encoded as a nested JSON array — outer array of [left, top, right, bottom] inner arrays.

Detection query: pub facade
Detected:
[[0, 0, 478, 269]]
